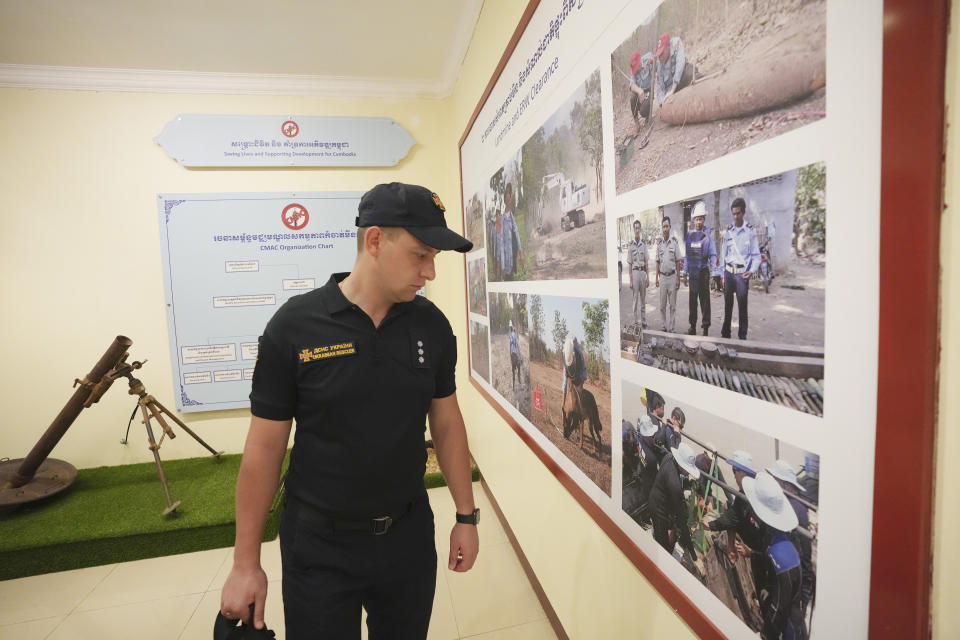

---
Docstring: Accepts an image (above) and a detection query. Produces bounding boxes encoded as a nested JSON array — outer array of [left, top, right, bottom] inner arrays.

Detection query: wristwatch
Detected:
[[456, 508, 480, 525]]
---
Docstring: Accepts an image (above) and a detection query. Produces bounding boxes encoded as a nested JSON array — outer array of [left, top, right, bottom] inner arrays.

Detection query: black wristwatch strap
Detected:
[[456, 508, 480, 525]]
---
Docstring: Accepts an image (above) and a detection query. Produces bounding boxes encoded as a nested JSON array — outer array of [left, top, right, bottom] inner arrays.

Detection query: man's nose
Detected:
[[423, 256, 436, 281]]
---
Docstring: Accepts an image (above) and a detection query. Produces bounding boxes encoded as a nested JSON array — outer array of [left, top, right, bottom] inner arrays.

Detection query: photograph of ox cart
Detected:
[[519, 294, 612, 495], [618, 162, 826, 416], [621, 381, 819, 638], [610, 0, 825, 194]]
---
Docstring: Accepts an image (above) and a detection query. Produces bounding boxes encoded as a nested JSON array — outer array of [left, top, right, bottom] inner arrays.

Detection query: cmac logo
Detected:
[[281, 120, 299, 138], [281, 203, 309, 230]]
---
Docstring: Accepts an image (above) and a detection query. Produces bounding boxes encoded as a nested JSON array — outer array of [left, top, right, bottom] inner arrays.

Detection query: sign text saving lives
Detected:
[[481, 0, 585, 146]]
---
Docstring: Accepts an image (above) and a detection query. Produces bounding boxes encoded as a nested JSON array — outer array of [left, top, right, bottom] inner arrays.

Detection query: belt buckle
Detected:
[[371, 516, 393, 535]]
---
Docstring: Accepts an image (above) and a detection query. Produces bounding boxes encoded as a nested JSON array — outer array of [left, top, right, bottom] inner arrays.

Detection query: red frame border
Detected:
[[458, 2, 947, 638]]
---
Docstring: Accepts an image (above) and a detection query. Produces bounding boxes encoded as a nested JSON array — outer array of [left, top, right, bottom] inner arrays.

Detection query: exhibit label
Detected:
[[154, 115, 416, 167]]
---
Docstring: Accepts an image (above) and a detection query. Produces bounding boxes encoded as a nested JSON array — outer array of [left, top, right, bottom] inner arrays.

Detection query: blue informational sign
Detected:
[[154, 114, 416, 167], [158, 192, 360, 412]]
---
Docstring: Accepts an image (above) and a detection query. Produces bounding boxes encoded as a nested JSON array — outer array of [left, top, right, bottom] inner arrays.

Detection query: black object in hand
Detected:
[[213, 603, 276, 640]]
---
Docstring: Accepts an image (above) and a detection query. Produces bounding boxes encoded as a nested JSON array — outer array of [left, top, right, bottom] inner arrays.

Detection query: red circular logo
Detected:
[[282, 204, 309, 230], [281, 120, 299, 137]]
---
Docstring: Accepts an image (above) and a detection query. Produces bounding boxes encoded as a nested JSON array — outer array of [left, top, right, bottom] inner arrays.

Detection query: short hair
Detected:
[[648, 392, 665, 411], [633, 219, 641, 228], [671, 407, 686, 426], [662, 216, 671, 226], [731, 197, 746, 213], [356, 226, 401, 252]]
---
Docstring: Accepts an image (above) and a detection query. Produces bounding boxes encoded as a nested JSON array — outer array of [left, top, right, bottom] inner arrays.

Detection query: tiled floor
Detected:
[[0, 484, 558, 640]]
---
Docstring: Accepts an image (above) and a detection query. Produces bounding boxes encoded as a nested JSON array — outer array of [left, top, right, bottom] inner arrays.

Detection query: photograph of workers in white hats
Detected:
[[609, 0, 825, 195], [469, 319, 490, 384], [488, 293, 531, 417], [484, 151, 527, 282], [621, 381, 819, 638], [464, 189, 485, 253], [467, 257, 487, 317], [525, 294, 612, 495], [622, 162, 826, 417], [519, 69, 607, 281]]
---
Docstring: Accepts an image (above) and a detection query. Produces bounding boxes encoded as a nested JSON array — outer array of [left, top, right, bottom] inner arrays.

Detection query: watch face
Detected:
[[457, 508, 480, 524]]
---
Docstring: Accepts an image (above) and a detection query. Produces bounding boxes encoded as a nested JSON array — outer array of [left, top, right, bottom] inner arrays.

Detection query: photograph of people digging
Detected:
[[489, 292, 531, 417], [526, 294, 612, 495], [611, 0, 825, 194], [520, 70, 607, 280], [621, 381, 819, 639], [620, 163, 826, 417]]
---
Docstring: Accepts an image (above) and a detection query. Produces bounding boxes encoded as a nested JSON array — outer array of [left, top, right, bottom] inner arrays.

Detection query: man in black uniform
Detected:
[[220, 183, 480, 639], [657, 406, 685, 450], [767, 460, 816, 624], [706, 450, 765, 566], [625, 414, 661, 526], [648, 441, 701, 559], [742, 471, 806, 640]]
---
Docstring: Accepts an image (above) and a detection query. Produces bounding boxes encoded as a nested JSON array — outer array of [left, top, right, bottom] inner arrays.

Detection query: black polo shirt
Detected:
[[250, 272, 457, 518]]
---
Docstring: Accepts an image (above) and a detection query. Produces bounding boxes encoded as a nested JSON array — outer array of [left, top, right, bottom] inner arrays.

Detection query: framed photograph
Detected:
[[458, 0, 943, 637]]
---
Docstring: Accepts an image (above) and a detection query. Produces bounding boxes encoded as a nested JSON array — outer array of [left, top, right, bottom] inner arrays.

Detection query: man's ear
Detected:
[[365, 226, 384, 257]]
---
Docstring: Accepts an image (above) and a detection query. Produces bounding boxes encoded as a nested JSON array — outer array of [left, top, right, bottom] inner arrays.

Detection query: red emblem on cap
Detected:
[[282, 203, 309, 230], [432, 193, 445, 212], [281, 120, 299, 138]]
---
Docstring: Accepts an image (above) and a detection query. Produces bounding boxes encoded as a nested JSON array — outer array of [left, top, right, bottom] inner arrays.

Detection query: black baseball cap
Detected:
[[356, 182, 473, 253]]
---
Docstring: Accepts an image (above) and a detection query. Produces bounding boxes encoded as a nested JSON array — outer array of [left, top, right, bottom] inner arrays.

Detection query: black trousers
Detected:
[[279, 491, 437, 639], [722, 272, 749, 339], [688, 267, 711, 330]]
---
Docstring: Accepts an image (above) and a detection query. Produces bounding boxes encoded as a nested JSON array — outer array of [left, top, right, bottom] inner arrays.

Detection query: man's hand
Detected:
[[449, 523, 479, 572], [655, 277, 660, 288], [734, 539, 753, 558], [221, 564, 268, 629], [742, 272, 752, 280], [629, 277, 634, 291], [518, 252, 524, 265]]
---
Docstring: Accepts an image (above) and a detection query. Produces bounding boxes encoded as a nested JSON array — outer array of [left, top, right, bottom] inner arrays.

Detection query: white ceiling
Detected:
[[0, 0, 485, 97]]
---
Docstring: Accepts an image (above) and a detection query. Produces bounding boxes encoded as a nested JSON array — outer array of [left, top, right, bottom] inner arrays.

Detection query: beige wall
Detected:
[[0, 89, 454, 469], [933, 1, 959, 637]]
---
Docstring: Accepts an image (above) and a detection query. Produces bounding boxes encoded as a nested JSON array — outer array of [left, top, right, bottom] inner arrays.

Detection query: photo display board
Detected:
[[158, 192, 359, 412], [460, 1, 896, 638]]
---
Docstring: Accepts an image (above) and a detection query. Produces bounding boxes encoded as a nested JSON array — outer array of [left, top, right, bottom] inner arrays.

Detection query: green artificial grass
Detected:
[[0, 451, 476, 581]]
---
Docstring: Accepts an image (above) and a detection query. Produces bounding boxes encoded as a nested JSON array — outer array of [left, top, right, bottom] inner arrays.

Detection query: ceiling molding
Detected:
[[0, 64, 453, 99], [438, 0, 484, 92]]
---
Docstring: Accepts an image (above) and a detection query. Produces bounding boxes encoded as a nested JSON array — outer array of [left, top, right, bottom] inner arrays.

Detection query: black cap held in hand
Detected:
[[214, 603, 276, 640], [356, 182, 473, 253]]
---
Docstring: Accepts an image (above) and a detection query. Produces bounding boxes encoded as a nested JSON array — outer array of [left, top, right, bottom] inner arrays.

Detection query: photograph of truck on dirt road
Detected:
[[621, 380, 819, 638], [520, 69, 607, 280], [620, 162, 826, 417], [611, 0, 825, 194], [526, 294, 611, 494]]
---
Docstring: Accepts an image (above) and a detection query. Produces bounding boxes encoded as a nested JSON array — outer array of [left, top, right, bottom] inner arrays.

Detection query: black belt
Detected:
[[660, 270, 676, 276], [285, 493, 417, 535], [632, 266, 646, 271]]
